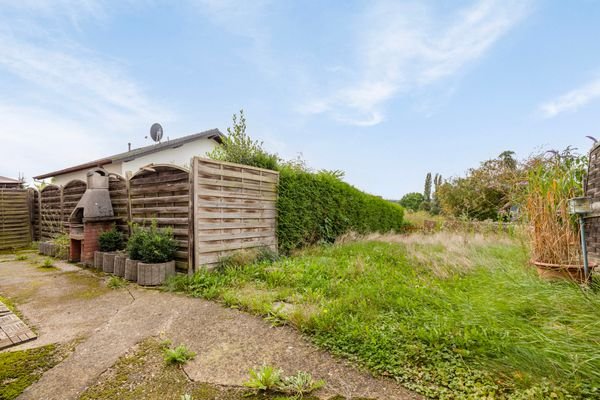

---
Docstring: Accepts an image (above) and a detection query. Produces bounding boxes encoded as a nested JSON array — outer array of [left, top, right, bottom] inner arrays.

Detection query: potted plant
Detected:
[[524, 148, 595, 282], [96, 227, 125, 273], [126, 222, 177, 285]]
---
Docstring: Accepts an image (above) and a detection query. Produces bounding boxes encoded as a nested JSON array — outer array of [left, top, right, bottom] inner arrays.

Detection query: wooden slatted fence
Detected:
[[0, 189, 32, 249], [192, 157, 279, 270], [61, 180, 87, 232], [40, 185, 63, 241], [129, 165, 190, 271], [109, 175, 130, 235]]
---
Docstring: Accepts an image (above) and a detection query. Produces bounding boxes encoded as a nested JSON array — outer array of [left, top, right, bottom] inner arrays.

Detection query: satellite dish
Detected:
[[150, 123, 163, 143]]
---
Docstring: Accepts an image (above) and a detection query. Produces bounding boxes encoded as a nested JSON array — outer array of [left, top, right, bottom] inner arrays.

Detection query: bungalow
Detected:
[[34, 129, 224, 185], [0, 176, 23, 189]]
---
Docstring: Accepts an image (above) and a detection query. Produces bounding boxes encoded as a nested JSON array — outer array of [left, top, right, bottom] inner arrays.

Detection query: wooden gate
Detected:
[[0, 189, 32, 249], [191, 157, 279, 270]]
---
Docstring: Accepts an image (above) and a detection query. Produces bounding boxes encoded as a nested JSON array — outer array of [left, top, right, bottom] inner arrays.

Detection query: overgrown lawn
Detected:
[[166, 234, 600, 399]]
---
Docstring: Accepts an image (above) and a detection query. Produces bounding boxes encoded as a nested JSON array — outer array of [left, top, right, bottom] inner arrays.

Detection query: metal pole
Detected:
[[579, 214, 590, 281]]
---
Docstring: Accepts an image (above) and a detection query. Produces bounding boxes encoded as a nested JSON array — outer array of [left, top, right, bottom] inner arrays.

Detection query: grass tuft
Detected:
[[107, 276, 128, 289], [163, 344, 196, 366]]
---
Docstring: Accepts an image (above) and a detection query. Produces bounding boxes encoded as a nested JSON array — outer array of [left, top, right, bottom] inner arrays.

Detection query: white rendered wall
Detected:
[[121, 138, 218, 175], [50, 163, 122, 186]]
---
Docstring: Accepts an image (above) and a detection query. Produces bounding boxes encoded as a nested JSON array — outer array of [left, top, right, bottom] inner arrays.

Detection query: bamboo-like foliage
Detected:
[[524, 149, 587, 265]]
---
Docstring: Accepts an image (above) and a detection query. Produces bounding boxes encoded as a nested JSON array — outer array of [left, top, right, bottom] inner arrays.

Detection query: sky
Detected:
[[1, 0, 600, 199]]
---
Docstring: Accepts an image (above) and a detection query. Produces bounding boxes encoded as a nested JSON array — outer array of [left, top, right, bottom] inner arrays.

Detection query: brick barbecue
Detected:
[[69, 168, 119, 265]]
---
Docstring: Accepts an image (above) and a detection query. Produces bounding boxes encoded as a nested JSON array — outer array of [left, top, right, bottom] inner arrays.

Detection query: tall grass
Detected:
[[524, 149, 587, 265], [166, 234, 600, 398]]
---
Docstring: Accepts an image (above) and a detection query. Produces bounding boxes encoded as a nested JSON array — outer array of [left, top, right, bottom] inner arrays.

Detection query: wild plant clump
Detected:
[[98, 228, 125, 252], [523, 148, 587, 265], [243, 365, 324, 397], [163, 344, 196, 365], [127, 222, 177, 263]]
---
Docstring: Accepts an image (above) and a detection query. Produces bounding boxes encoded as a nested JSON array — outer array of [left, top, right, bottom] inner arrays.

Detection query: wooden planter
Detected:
[[124, 259, 139, 281], [102, 253, 116, 273], [532, 260, 597, 283], [137, 261, 176, 286], [39, 242, 57, 257], [114, 255, 126, 277], [94, 251, 106, 269]]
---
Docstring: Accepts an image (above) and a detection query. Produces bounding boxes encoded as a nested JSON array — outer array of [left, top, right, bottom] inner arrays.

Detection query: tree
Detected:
[[208, 110, 279, 170], [423, 173, 432, 202], [435, 150, 523, 220], [399, 192, 425, 212]]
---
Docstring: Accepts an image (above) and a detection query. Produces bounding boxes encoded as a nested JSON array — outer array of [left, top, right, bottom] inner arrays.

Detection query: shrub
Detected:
[[399, 192, 424, 211], [163, 344, 196, 365], [52, 234, 70, 259], [127, 222, 177, 263], [208, 110, 279, 171], [277, 167, 405, 253], [98, 228, 125, 252]]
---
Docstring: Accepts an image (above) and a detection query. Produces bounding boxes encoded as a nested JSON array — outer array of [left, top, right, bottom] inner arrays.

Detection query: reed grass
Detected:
[[524, 150, 587, 265]]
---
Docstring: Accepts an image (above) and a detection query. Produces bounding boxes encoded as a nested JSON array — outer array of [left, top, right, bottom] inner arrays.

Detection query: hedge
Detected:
[[277, 167, 405, 253]]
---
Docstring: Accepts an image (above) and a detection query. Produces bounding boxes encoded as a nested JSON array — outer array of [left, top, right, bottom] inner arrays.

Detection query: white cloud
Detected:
[[302, 0, 532, 126], [0, 2, 172, 183], [539, 78, 600, 118]]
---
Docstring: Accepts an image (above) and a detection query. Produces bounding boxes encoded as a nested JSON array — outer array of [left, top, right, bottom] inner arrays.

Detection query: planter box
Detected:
[[102, 253, 116, 273], [137, 261, 176, 286], [114, 255, 126, 277], [124, 259, 139, 281], [39, 242, 57, 257], [94, 251, 106, 269], [532, 260, 597, 283]]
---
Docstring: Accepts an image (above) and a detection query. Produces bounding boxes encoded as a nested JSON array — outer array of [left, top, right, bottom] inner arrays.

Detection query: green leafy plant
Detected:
[[107, 276, 128, 289], [40, 258, 54, 268], [208, 110, 279, 171], [163, 344, 196, 366], [278, 371, 325, 398], [98, 227, 125, 252], [52, 234, 70, 259], [243, 365, 282, 391], [15, 254, 28, 261], [127, 221, 177, 263]]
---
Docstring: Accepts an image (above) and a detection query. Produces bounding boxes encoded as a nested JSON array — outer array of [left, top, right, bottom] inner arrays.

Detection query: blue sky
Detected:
[[1, 1, 600, 198]]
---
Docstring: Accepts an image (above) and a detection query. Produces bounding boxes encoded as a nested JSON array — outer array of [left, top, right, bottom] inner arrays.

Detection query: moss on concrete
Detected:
[[60, 271, 110, 300], [0, 343, 71, 400], [79, 338, 328, 400]]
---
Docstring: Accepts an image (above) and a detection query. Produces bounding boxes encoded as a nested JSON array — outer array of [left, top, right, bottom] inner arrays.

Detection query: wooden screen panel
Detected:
[[29, 188, 40, 241], [40, 185, 62, 240], [61, 180, 86, 232], [129, 165, 190, 271], [0, 189, 31, 249], [108, 175, 129, 235], [193, 157, 279, 269]]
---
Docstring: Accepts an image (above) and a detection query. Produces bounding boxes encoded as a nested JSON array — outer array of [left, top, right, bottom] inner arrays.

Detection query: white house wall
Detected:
[[50, 163, 122, 186], [46, 138, 219, 185], [120, 139, 217, 175]]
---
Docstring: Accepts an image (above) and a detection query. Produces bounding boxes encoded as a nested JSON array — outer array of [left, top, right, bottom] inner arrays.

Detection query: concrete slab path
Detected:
[[0, 257, 419, 400]]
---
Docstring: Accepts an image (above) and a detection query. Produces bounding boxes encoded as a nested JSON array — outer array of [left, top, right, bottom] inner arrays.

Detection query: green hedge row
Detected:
[[277, 167, 405, 253]]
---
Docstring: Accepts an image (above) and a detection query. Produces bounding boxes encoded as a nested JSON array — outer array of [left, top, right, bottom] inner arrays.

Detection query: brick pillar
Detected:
[[81, 221, 114, 265], [69, 239, 81, 262]]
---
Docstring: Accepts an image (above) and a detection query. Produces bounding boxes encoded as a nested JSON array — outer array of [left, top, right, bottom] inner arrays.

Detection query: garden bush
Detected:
[[98, 227, 125, 252], [127, 222, 177, 263], [277, 167, 405, 253]]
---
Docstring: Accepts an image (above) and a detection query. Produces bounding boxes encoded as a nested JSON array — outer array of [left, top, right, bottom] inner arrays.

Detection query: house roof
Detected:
[[0, 176, 20, 184], [34, 128, 224, 180]]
